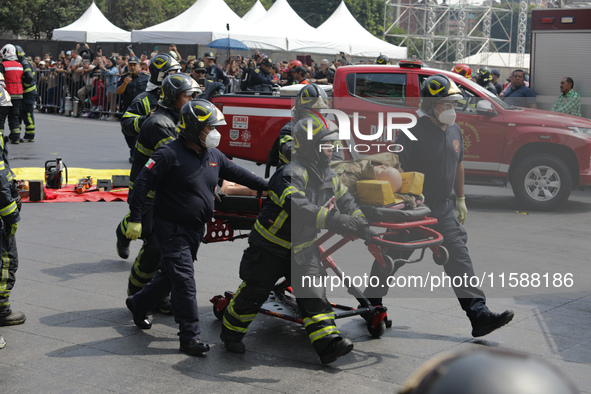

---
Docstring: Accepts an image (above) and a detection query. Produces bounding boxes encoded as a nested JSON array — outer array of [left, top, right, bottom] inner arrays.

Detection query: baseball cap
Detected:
[[39, 60, 46, 65], [491, 69, 500, 77], [204, 51, 215, 59], [193, 61, 206, 72], [65, 51, 71, 55], [261, 58, 273, 67], [128, 56, 139, 64]]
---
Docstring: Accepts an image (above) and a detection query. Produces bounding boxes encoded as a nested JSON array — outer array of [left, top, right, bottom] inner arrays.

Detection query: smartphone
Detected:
[[198, 78, 205, 86]]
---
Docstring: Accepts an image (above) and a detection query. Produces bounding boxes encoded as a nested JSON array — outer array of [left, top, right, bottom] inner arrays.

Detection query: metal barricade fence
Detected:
[[35, 69, 124, 119]]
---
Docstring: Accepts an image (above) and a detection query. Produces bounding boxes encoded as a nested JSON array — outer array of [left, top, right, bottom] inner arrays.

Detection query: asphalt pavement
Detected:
[[1, 113, 591, 393]]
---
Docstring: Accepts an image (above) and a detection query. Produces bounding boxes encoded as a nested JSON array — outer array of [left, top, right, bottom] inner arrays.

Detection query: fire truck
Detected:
[[212, 62, 591, 210], [530, 6, 591, 117]]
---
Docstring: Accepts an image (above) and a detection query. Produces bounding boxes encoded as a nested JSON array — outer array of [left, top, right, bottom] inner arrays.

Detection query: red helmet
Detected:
[[288, 60, 302, 74], [451, 63, 472, 79]]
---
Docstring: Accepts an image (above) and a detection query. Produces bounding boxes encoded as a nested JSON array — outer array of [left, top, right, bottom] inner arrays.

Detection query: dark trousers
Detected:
[[21, 91, 37, 139], [221, 244, 340, 355], [364, 208, 488, 322], [0, 98, 22, 140], [131, 218, 203, 342], [0, 223, 19, 315]]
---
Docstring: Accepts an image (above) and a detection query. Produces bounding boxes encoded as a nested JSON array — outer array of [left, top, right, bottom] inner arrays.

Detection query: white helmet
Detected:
[[0, 85, 12, 107], [1, 44, 17, 61]]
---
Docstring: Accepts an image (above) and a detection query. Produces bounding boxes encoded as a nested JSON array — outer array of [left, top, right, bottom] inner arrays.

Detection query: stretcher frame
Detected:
[[208, 196, 448, 338]]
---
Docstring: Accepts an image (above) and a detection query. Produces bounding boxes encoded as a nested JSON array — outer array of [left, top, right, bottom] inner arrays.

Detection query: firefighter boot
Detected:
[[180, 338, 210, 356], [471, 310, 514, 337], [0, 310, 26, 326], [220, 329, 246, 353], [319, 337, 354, 364], [125, 296, 152, 329]]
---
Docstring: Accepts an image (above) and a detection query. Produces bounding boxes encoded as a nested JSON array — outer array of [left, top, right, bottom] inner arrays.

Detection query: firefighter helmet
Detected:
[[399, 348, 578, 394], [420, 74, 462, 117], [451, 63, 472, 79], [14, 45, 25, 61], [177, 99, 226, 145], [159, 74, 200, 110], [292, 114, 338, 167], [295, 83, 330, 117], [375, 54, 390, 65], [476, 66, 493, 82], [1, 44, 17, 61], [0, 85, 12, 107], [288, 60, 303, 74], [149, 53, 182, 85]]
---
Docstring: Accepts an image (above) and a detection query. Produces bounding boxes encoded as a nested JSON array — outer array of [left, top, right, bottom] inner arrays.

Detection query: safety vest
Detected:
[[1, 60, 24, 96]]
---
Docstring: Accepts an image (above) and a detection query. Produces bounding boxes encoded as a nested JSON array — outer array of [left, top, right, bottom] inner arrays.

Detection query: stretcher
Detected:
[[207, 195, 448, 338]]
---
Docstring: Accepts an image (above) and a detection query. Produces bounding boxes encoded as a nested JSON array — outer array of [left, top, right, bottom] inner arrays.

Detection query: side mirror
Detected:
[[476, 100, 497, 117]]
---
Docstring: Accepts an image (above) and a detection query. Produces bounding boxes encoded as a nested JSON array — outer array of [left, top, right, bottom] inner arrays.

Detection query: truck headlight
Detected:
[[568, 126, 591, 136]]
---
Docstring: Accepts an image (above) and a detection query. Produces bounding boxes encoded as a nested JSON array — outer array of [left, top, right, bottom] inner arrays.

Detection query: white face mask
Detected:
[[203, 129, 221, 149], [436, 108, 456, 125]]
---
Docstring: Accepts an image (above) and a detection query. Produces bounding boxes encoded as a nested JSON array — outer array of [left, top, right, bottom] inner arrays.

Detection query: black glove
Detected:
[[214, 186, 226, 202], [362, 227, 379, 243], [328, 214, 368, 235]]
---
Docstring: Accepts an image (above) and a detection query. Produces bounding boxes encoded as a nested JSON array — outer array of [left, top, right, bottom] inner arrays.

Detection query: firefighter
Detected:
[[120, 53, 181, 163], [475, 66, 497, 95], [451, 63, 472, 80], [375, 54, 390, 65], [284, 59, 302, 85], [0, 84, 23, 327], [364, 74, 514, 338], [246, 57, 274, 92], [125, 99, 267, 356], [399, 348, 578, 394], [119, 74, 200, 313], [116, 55, 149, 154], [220, 114, 375, 364], [0, 44, 24, 144], [14, 45, 36, 143]]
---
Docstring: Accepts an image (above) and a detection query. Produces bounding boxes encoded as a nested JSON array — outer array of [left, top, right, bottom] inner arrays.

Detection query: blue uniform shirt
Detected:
[[395, 115, 463, 217], [129, 137, 268, 230], [248, 67, 274, 90], [205, 64, 229, 87]]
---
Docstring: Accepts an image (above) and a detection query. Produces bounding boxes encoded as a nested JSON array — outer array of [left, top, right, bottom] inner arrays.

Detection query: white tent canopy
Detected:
[[314, 1, 407, 59], [52, 2, 131, 43], [253, 0, 344, 54], [242, 0, 267, 23], [460, 52, 531, 69], [131, 0, 286, 50]]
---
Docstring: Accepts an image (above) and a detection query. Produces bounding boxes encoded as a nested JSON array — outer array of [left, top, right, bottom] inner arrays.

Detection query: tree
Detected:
[[0, 0, 87, 39], [225, 0, 274, 17]]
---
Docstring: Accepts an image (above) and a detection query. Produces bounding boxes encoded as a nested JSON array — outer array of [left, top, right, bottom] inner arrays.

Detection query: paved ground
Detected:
[[1, 113, 590, 393]]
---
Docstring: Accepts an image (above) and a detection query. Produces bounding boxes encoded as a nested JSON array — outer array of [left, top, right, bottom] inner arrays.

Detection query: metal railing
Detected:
[[35, 68, 124, 119]]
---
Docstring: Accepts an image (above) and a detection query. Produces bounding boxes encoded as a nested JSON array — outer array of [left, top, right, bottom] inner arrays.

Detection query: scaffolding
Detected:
[[384, 0, 514, 64]]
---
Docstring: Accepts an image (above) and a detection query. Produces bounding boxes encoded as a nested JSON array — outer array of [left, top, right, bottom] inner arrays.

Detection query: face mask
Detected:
[[203, 129, 221, 149], [436, 108, 456, 125]]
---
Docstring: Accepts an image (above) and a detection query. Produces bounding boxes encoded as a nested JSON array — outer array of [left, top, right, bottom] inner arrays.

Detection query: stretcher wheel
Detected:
[[213, 304, 227, 321], [377, 255, 396, 276], [367, 318, 387, 338], [433, 246, 449, 266]]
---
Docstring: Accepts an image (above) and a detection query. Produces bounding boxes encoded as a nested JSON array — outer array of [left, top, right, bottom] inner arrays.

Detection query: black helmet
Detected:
[[292, 114, 338, 167], [295, 84, 329, 119], [178, 99, 226, 145], [14, 45, 25, 61], [420, 74, 462, 117], [477, 66, 492, 82], [399, 348, 578, 394], [159, 74, 200, 110], [149, 53, 182, 85], [375, 54, 390, 65]]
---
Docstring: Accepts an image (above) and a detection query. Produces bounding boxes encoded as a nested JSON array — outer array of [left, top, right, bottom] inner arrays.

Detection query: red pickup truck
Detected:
[[212, 63, 591, 210]]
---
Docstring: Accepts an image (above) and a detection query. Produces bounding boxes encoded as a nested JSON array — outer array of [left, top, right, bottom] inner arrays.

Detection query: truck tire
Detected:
[[511, 153, 573, 211]]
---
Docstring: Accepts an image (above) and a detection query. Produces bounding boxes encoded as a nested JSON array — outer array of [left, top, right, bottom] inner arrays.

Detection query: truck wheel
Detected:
[[511, 153, 573, 211]]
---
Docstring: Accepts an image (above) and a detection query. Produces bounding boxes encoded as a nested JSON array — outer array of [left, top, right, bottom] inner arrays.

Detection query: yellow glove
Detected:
[[125, 222, 142, 241], [456, 197, 467, 225], [8, 223, 17, 238]]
